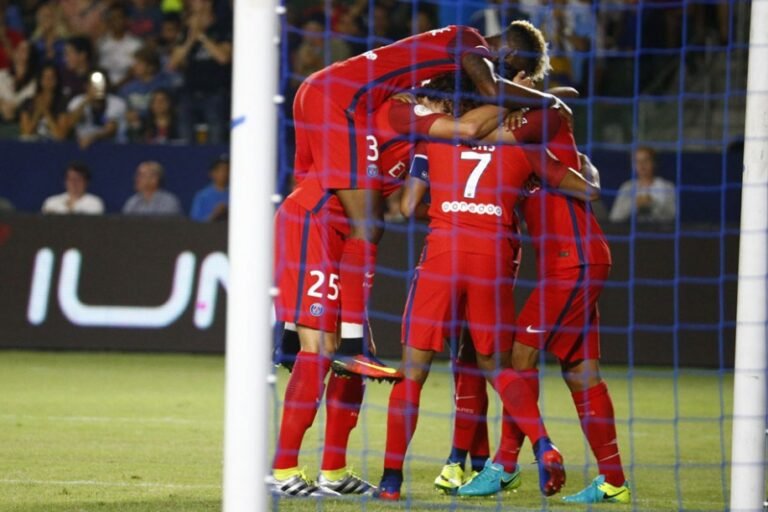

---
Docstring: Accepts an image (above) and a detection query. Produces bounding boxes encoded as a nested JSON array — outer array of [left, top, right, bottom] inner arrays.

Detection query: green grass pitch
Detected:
[[0, 351, 732, 511]]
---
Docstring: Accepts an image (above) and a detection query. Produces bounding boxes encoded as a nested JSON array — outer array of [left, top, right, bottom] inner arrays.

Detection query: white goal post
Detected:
[[730, 0, 768, 509], [223, 0, 279, 511]]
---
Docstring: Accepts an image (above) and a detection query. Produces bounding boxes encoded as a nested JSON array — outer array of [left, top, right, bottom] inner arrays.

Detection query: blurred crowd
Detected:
[[0, 0, 737, 147], [0, 0, 233, 146]]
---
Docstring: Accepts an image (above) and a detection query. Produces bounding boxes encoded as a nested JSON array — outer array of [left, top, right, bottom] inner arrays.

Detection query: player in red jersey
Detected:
[[448, 117, 631, 504], [375, 124, 596, 499], [288, 21, 563, 378], [269, 72, 535, 497]]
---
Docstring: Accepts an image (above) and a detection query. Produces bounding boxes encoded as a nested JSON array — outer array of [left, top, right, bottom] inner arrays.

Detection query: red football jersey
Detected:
[[374, 98, 445, 197], [307, 26, 490, 114], [413, 142, 531, 257], [519, 124, 612, 269]]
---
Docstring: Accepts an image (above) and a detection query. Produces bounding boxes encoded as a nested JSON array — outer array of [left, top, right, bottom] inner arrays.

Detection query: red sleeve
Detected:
[[512, 109, 562, 144], [454, 26, 493, 60], [388, 100, 444, 136], [523, 146, 570, 187]]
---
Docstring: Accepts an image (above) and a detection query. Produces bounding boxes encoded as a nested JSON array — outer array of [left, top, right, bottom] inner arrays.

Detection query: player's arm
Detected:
[[525, 149, 600, 201], [558, 154, 601, 201], [400, 146, 430, 218], [428, 104, 505, 141], [389, 99, 504, 142]]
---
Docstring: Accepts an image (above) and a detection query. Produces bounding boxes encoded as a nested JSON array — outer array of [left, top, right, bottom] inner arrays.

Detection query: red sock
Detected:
[[339, 238, 378, 326], [494, 408, 525, 472], [321, 374, 365, 471], [493, 369, 547, 445], [273, 351, 331, 470], [384, 378, 422, 470], [572, 382, 626, 486], [452, 360, 489, 456]]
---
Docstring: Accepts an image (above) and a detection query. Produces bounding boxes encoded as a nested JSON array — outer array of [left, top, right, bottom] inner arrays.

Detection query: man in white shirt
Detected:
[[609, 146, 676, 223], [98, 3, 142, 88], [42, 162, 104, 215]]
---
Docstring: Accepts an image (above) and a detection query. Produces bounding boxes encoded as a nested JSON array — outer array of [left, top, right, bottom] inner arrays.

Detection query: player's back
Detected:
[[307, 26, 488, 113], [420, 142, 529, 257], [520, 125, 611, 270]]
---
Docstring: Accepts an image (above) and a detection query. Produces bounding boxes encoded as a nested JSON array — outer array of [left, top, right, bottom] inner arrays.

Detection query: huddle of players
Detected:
[[270, 20, 631, 505]]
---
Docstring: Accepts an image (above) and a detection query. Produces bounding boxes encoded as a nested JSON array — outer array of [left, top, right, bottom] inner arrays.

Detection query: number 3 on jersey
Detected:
[[462, 151, 492, 198], [307, 270, 339, 300]]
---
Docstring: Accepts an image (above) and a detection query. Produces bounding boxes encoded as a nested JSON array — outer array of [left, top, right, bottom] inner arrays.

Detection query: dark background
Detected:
[[0, 214, 737, 368]]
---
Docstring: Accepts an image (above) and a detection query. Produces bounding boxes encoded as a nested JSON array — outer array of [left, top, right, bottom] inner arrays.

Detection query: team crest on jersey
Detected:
[[309, 303, 324, 317], [366, 164, 379, 177]]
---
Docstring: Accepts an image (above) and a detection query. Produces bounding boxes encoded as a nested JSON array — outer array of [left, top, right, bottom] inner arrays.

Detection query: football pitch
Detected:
[[0, 351, 731, 511]]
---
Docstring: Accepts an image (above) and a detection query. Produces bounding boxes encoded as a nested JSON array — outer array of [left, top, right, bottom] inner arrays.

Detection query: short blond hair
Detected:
[[502, 20, 551, 83]]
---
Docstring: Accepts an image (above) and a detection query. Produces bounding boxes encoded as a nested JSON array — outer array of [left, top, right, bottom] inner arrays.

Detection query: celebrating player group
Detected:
[[269, 18, 631, 505]]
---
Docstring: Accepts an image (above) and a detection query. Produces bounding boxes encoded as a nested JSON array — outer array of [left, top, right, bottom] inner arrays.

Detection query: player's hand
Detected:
[[504, 109, 527, 133]]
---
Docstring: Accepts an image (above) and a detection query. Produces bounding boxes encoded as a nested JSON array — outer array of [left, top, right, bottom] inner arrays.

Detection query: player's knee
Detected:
[[561, 359, 602, 392], [474, 353, 501, 375], [348, 221, 384, 245], [511, 342, 539, 370]]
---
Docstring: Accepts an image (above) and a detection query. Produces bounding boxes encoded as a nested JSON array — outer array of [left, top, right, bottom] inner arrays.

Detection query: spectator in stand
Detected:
[[127, 0, 162, 40], [123, 160, 181, 215], [60, 35, 93, 101], [120, 47, 170, 137], [30, 2, 68, 66], [41, 161, 104, 214], [0, 40, 38, 122], [413, 6, 437, 34], [610, 146, 676, 223], [141, 88, 178, 143], [332, 10, 366, 57], [59, 0, 106, 40], [19, 62, 66, 140], [169, 0, 231, 144], [291, 14, 350, 84], [64, 69, 127, 148], [0, 2, 25, 71], [98, 2, 142, 89], [155, 12, 182, 87], [190, 154, 228, 222]]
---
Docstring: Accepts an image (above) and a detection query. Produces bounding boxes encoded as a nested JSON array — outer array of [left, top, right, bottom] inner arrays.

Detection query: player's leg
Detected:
[[553, 265, 630, 504], [331, 188, 395, 377], [270, 199, 343, 497], [467, 253, 564, 497], [378, 345, 436, 500], [377, 250, 453, 500], [435, 338, 490, 495]]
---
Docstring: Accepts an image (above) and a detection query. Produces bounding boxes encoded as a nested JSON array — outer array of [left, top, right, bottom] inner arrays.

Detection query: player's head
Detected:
[[498, 20, 550, 83], [416, 72, 478, 116]]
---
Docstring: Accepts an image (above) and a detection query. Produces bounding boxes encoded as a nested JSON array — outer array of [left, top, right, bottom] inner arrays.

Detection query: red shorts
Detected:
[[402, 249, 518, 356], [274, 198, 345, 332], [515, 264, 610, 363], [293, 81, 382, 191]]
